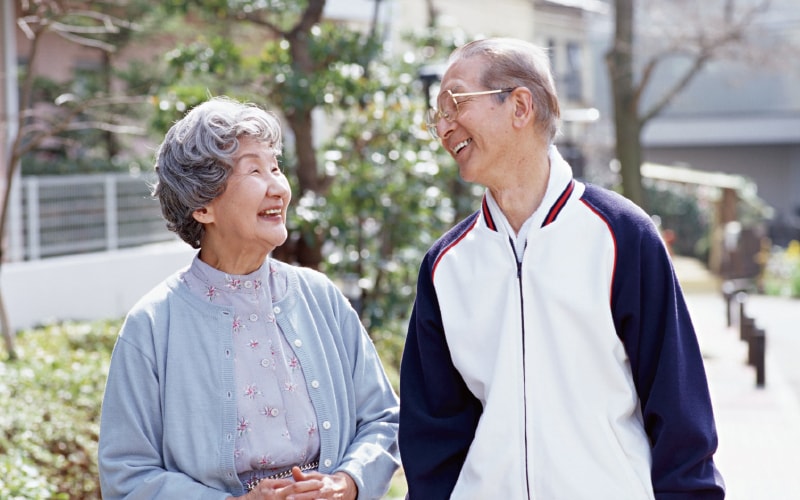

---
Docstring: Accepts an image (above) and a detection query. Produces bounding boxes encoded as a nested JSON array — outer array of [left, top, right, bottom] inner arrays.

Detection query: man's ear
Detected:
[[192, 206, 213, 224], [511, 87, 534, 125]]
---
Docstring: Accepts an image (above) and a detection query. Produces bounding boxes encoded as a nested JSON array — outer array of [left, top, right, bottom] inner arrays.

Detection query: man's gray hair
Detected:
[[152, 96, 283, 248]]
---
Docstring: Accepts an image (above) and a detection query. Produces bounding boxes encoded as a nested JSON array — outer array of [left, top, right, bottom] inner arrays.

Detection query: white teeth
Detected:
[[453, 139, 471, 154], [259, 208, 281, 216]]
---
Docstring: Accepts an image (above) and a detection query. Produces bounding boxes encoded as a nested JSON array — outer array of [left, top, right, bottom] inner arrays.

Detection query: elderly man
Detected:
[[399, 38, 724, 500]]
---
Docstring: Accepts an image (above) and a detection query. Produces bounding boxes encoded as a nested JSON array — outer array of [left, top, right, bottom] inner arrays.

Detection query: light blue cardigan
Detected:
[[99, 258, 400, 499]]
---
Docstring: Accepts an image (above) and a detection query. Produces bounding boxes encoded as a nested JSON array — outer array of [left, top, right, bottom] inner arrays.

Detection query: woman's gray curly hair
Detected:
[[152, 96, 283, 248]]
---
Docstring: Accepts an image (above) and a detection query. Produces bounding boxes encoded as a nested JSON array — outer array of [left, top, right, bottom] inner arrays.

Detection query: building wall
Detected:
[[391, 0, 536, 44], [587, 0, 800, 239]]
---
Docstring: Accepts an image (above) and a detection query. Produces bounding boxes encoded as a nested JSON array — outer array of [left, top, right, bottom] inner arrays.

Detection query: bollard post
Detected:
[[722, 281, 734, 327], [750, 327, 766, 388], [739, 313, 754, 343], [735, 291, 748, 332]]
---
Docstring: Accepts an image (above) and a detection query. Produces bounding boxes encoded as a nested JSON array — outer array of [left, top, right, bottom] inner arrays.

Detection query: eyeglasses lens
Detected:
[[426, 93, 457, 140]]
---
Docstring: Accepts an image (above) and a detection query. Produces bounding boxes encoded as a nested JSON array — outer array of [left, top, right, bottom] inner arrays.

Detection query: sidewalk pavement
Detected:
[[675, 257, 800, 500]]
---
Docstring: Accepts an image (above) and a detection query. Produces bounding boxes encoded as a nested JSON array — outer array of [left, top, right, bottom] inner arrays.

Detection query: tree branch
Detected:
[[288, 0, 325, 39], [639, 0, 769, 125]]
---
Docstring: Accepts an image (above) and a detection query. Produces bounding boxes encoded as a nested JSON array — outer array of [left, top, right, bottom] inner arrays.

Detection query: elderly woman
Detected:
[[98, 96, 400, 499]]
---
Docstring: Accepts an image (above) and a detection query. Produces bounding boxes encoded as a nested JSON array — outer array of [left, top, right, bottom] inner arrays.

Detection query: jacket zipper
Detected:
[[509, 237, 532, 499]]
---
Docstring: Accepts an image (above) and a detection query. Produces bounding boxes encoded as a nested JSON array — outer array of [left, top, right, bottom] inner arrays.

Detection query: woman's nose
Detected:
[[267, 175, 291, 199]]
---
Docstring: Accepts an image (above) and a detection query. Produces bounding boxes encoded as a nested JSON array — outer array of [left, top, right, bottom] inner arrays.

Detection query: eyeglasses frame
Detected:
[[426, 88, 516, 140]]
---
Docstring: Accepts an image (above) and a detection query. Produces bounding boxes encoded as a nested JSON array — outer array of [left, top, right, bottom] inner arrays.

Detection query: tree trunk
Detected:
[[607, 0, 646, 211], [0, 290, 16, 360], [1, 156, 19, 360], [280, 22, 328, 270]]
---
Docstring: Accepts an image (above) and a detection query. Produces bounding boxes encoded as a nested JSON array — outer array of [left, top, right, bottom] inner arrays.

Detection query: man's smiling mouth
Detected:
[[453, 138, 472, 155]]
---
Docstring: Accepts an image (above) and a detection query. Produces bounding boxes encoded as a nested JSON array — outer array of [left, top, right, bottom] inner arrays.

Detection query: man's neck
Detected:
[[488, 153, 550, 234]]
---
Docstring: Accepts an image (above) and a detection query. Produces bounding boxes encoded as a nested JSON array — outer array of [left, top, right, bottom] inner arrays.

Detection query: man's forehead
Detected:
[[438, 59, 480, 95]]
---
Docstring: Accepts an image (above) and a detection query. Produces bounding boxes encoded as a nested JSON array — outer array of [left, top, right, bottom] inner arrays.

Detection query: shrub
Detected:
[[761, 240, 800, 298], [0, 320, 119, 499], [0, 317, 406, 499]]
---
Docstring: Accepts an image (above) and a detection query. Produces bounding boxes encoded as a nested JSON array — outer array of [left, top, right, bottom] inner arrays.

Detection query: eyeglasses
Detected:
[[425, 88, 515, 141]]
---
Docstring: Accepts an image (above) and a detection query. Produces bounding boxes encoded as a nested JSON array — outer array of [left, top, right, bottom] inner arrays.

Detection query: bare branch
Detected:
[[241, 12, 286, 37], [54, 30, 118, 51], [16, 16, 39, 39], [638, 0, 771, 125], [63, 122, 147, 135]]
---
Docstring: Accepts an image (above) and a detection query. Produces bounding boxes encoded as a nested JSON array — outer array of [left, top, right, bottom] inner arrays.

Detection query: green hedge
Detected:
[[0, 318, 407, 499], [0, 321, 119, 499]]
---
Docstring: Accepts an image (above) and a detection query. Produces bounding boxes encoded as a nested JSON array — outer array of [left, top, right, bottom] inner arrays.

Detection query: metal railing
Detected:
[[6, 172, 176, 261]]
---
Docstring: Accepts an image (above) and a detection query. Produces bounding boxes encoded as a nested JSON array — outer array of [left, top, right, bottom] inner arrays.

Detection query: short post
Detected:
[[749, 327, 766, 388], [735, 291, 747, 331], [722, 281, 736, 327], [739, 312, 754, 343]]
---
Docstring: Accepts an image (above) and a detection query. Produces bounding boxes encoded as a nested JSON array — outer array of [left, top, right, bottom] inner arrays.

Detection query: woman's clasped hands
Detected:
[[237, 467, 358, 500]]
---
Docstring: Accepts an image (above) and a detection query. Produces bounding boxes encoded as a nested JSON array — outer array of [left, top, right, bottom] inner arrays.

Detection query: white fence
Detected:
[[7, 173, 175, 262]]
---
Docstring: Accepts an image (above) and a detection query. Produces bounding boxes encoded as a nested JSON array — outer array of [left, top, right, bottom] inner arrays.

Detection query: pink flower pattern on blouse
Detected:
[[182, 256, 320, 479]]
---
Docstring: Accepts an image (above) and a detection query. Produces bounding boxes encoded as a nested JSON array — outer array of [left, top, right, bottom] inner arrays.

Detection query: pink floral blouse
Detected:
[[182, 256, 320, 484]]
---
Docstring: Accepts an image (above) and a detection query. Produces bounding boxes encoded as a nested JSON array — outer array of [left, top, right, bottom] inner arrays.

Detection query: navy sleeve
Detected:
[[585, 185, 725, 499], [399, 251, 483, 500]]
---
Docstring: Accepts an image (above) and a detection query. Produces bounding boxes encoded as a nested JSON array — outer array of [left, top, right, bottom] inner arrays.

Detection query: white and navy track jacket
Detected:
[[399, 148, 724, 499]]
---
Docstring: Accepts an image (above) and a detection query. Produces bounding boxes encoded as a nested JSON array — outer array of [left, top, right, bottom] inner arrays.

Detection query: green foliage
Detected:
[[16, 2, 175, 176], [762, 240, 800, 298], [0, 320, 120, 499], [644, 180, 712, 259], [0, 317, 406, 499], [317, 58, 462, 335], [155, 2, 479, 341]]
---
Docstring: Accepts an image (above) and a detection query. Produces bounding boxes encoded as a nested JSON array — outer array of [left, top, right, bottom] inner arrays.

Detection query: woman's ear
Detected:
[[192, 206, 212, 224]]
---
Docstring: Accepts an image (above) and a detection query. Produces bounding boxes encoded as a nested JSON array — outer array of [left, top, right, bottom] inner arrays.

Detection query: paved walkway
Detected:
[[676, 257, 800, 499]]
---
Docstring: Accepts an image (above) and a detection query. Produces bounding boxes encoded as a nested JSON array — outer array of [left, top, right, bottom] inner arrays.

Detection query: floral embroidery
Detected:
[[243, 384, 261, 399], [232, 316, 244, 333], [236, 416, 251, 436], [258, 455, 274, 469], [187, 259, 320, 472], [225, 275, 242, 290]]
